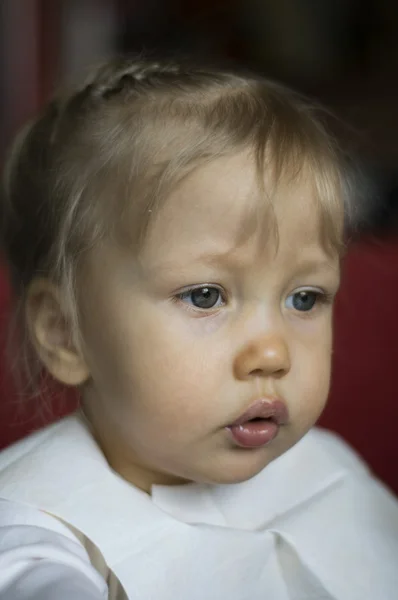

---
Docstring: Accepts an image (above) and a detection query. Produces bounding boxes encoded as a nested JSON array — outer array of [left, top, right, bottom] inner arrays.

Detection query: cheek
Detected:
[[292, 321, 333, 417], [99, 313, 227, 426]]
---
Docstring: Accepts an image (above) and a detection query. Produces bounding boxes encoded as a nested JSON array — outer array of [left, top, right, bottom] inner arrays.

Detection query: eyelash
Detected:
[[171, 285, 335, 315], [172, 285, 227, 314], [285, 288, 334, 314]]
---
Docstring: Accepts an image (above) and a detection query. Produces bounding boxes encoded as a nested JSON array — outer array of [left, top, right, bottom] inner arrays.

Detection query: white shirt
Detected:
[[0, 412, 397, 599]]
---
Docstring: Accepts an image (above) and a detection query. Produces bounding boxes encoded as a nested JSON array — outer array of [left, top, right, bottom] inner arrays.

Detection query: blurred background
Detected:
[[1, 0, 398, 492]]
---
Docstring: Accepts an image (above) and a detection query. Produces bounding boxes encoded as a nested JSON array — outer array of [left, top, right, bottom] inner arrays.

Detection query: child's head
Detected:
[[2, 56, 352, 491]]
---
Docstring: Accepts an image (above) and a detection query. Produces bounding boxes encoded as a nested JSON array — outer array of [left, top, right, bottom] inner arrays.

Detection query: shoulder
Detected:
[[0, 496, 84, 542], [0, 412, 83, 469], [279, 427, 398, 529], [281, 430, 398, 597], [0, 498, 109, 599], [258, 426, 398, 526], [295, 427, 398, 503], [0, 412, 108, 509]]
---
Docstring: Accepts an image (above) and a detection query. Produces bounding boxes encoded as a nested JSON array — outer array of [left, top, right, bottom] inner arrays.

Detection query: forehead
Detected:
[[142, 152, 331, 266]]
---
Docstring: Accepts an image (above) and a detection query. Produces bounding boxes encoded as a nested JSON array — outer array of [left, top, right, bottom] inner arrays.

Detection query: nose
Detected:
[[233, 332, 291, 380]]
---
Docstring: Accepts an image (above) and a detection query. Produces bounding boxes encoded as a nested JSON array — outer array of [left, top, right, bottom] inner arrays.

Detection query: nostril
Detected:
[[273, 368, 288, 379], [249, 367, 287, 378], [249, 369, 265, 377]]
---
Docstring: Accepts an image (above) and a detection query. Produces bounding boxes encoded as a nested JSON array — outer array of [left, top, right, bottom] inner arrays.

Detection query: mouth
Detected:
[[226, 398, 289, 449]]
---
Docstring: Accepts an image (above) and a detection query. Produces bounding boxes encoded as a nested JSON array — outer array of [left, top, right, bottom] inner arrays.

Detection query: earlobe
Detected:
[[25, 279, 90, 386]]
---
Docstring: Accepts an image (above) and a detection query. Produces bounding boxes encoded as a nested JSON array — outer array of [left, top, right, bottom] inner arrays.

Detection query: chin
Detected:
[[194, 446, 281, 486]]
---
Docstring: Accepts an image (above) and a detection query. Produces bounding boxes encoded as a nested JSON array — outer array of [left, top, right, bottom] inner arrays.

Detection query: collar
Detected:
[[0, 411, 346, 534], [151, 432, 346, 530]]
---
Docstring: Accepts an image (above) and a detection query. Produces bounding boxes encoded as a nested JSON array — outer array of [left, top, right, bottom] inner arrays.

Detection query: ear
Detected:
[[25, 278, 90, 386]]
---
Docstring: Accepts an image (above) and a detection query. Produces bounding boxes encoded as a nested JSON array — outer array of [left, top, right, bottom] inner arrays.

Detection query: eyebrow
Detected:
[[195, 247, 248, 267], [196, 244, 341, 270], [146, 250, 340, 280], [292, 256, 340, 277], [145, 245, 246, 273]]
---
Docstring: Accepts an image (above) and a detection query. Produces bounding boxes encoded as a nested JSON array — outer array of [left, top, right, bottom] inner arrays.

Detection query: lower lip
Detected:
[[227, 419, 279, 448]]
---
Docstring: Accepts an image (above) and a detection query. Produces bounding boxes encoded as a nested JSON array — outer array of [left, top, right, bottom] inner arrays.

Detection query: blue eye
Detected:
[[286, 290, 320, 312], [178, 286, 224, 310]]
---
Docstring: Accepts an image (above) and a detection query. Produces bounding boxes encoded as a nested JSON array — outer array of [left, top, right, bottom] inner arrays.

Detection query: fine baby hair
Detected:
[[1, 55, 352, 392]]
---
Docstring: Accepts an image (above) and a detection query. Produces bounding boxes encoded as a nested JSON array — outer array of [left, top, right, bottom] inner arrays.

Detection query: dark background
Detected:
[[1, 0, 398, 493]]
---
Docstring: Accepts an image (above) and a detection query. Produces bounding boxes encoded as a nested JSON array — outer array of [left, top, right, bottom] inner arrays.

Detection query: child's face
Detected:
[[79, 152, 340, 491]]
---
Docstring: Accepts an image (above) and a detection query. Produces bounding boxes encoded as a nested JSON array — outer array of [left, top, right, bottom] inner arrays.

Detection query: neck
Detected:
[[79, 404, 191, 494]]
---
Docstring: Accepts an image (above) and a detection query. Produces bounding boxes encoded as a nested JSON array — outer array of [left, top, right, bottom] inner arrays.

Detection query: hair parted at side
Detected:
[[0, 54, 357, 393]]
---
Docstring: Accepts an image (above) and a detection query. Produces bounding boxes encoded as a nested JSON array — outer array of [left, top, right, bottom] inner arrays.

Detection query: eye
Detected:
[[177, 285, 225, 310], [285, 290, 321, 312]]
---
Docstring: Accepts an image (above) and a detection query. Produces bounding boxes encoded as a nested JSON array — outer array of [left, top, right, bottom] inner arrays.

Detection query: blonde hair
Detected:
[[1, 55, 355, 393]]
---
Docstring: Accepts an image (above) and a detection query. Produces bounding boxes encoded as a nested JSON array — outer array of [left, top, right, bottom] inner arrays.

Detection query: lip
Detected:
[[228, 398, 289, 428]]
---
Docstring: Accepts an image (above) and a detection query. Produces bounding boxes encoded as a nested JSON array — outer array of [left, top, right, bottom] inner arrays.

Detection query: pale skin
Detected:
[[27, 152, 341, 493]]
